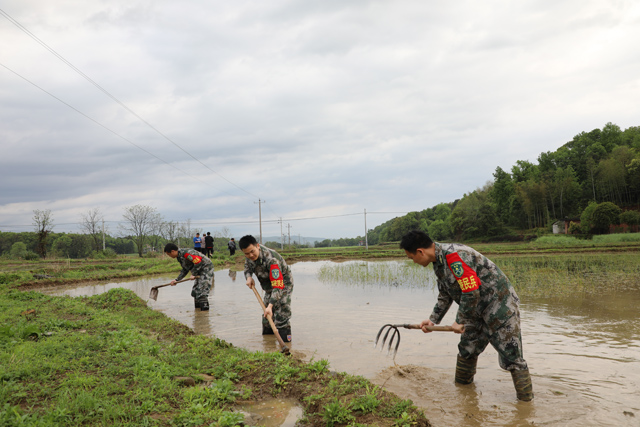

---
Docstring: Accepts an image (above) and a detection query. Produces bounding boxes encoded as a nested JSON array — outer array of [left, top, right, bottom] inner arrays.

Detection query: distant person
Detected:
[[163, 243, 214, 311], [193, 233, 203, 254], [240, 235, 293, 342], [204, 232, 214, 258], [228, 237, 236, 256], [400, 230, 533, 401]]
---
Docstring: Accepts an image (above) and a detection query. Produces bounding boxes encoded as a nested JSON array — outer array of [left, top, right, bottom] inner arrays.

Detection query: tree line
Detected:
[[1, 205, 234, 259], [321, 122, 640, 246]]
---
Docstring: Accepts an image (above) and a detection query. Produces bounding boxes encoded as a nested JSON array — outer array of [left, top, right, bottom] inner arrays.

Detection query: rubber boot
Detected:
[[198, 298, 210, 311], [511, 369, 534, 401], [455, 355, 477, 385], [277, 327, 292, 343], [262, 325, 274, 335], [194, 298, 201, 309]]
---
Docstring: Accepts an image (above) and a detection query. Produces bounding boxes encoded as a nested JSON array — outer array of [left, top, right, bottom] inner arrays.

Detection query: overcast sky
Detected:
[[1, 0, 639, 240]]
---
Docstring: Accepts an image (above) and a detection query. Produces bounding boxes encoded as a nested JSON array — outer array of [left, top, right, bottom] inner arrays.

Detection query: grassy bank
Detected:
[[0, 285, 430, 426]]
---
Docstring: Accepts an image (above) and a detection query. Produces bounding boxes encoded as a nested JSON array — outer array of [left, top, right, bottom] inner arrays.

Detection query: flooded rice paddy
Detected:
[[41, 260, 640, 427]]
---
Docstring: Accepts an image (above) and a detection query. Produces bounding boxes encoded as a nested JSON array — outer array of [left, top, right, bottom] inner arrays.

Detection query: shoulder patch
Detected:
[[185, 253, 202, 265], [445, 252, 480, 293], [269, 264, 284, 289]]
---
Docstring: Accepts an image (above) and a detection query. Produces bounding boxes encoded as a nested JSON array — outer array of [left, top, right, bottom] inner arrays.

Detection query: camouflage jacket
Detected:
[[244, 245, 293, 305], [175, 248, 214, 281], [429, 242, 519, 330]]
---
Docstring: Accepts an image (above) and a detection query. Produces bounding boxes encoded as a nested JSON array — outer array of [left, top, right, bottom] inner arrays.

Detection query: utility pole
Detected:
[[364, 208, 368, 250], [287, 223, 292, 246], [254, 199, 265, 244], [102, 218, 105, 251]]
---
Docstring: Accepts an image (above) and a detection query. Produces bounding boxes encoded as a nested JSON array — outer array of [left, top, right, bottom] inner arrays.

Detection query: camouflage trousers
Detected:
[[262, 287, 292, 329], [190, 268, 214, 300], [458, 310, 528, 371]]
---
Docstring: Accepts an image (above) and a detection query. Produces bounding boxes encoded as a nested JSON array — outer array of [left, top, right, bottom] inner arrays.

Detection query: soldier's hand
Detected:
[[264, 303, 273, 319], [420, 319, 435, 333], [190, 276, 196, 281], [170, 280, 177, 286], [246, 277, 255, 289], [452, 321, 465, 334]]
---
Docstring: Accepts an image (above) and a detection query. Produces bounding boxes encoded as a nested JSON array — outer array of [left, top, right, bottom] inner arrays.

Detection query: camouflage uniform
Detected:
[[244, 245, 293, 330], [429, 242, 528, 371], [175, 248, 214, 300]]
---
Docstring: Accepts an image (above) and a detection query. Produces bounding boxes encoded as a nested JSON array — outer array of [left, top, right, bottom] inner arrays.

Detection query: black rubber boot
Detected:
[[198, 298, 210, 311], [277, 327, 291, 343], [194, 298, 200, 309], [455, 355, 478, 385], [262, 325, 274, 335], [511, 369, 534, 401]]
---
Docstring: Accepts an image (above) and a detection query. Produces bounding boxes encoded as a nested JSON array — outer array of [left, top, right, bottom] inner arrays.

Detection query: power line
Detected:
[[0, 62, 241, 199], [0, 7, 260, 201]]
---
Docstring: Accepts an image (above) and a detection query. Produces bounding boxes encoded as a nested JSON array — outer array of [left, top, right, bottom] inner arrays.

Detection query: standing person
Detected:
[[239, 235, 293, 342], [164, 243, 214, 311], [400, 230, 533, 401], [193, 233, 203, 254], [204, 232, 214, 258], [228, 237, 236, 256]]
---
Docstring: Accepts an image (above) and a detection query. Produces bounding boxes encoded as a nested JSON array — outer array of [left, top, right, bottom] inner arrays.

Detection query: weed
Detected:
[[322, 399, 355, 427]]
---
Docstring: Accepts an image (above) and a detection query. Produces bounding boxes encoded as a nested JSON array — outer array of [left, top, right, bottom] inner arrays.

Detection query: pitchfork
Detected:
[[375, 323, 457, 359]]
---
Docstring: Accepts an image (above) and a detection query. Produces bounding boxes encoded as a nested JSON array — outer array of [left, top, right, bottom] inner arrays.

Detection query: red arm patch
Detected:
[[269, 264, 285, 289], [445, 253, 481, 293], [184, 253, 202, 265]]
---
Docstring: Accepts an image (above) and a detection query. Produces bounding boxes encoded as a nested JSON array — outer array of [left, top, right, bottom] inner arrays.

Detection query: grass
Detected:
[[316, 253, 640, 299], [0, 253, 241, 290], [0, 278, 431, 426]]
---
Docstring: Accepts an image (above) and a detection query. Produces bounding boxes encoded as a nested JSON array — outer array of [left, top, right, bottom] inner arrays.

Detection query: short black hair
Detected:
[[207, 232, 210, 235], [400, 230, 434, 253], [164, 243, 179, 253], [238, 235, 258, 250]]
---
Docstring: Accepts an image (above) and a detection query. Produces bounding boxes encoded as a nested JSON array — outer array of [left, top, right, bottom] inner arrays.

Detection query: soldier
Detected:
[[400, 230, 533, 401], [163, 243, 215, 311], [239, 235, 293, 342]]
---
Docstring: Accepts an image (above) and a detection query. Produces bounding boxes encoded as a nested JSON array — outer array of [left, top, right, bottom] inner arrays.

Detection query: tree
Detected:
[[579, 201, 598, 233], [80, 207, 105, 251], [620, 210, 640, 229], [428, 219, 452, 241], [121, 205, 158, 257], [33, 209, 54, 258], [592, 202, 622, 234], [491, 166, 515, 224], [10, 242, 27, 259]]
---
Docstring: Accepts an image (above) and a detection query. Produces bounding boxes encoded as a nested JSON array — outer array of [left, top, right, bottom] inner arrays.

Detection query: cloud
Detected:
[[1, 0, 639, 238]]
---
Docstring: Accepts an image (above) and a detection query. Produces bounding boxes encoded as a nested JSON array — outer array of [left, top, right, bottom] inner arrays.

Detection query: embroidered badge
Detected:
[[450, 261, 464, 277], [445, 253, 480, 293], [269, 264, 284, 289]]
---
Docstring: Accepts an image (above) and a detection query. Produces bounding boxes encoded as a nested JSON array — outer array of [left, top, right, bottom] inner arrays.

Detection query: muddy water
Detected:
[[41, 261, 640, 427]]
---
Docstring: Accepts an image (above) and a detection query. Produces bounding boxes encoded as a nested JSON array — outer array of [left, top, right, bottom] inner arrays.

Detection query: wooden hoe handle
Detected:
[[251, 285, 290, 354]]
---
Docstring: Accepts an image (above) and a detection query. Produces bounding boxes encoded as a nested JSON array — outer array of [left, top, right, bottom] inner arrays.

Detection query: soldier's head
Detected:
[[164, 243, 179, 258], [400, 230, 435, 267], [239, 235, 260, 261]]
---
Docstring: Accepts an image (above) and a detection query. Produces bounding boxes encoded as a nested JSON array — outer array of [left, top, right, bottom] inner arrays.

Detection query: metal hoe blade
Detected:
[[149, 287, 159, 301], [374, 324, 402, 359]]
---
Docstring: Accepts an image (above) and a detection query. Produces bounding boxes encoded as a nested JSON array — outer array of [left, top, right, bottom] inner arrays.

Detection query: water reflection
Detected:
[[38, 261, 640, 427]]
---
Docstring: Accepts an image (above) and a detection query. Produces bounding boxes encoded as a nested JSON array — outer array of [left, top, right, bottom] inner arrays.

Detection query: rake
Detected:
[[375, 323, 456, 359]]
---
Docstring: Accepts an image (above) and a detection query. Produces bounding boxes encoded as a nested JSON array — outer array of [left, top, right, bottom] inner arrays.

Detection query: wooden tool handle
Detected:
[[152, 276, 200, 290], [403, 324, 455, 332], [251, 285, 289, 352]]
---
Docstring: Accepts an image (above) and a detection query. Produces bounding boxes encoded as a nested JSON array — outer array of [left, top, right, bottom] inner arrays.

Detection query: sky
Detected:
[[1, 0, 639, 240]]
